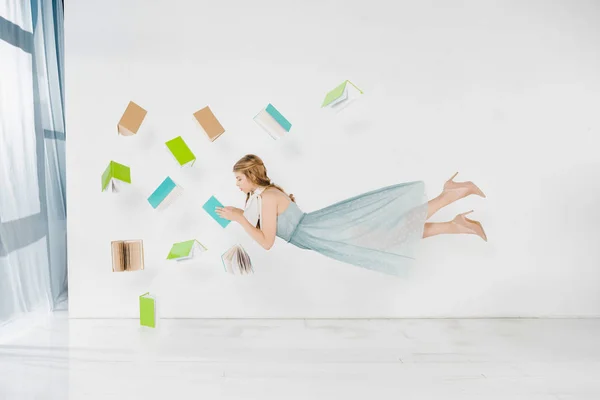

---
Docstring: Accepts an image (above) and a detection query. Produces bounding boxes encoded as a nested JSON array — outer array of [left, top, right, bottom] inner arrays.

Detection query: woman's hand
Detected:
[[215, 206, 244, 223]]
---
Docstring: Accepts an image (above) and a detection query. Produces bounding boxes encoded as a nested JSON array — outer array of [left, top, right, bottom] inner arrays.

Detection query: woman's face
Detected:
[[235, 172, 254, 194]]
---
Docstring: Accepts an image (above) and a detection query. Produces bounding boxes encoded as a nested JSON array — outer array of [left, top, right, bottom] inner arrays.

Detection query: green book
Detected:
[[101, 161, 131, 192], [321, 80, 364, 109], [165, 136, 196, 166], [139, 292, 156, 328], [167, 239, 207, 261]]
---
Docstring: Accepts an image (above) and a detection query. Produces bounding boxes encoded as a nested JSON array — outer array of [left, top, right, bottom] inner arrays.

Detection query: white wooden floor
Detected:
[[1, 312, 599, 399]]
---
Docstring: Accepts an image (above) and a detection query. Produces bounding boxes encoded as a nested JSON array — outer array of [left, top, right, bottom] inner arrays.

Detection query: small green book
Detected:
[[167, 239, 207, 261], [166, 136, 196, 166], [321, 80, 363, 109], [101, 161, 131, 192], [139, 292, 156, 328]]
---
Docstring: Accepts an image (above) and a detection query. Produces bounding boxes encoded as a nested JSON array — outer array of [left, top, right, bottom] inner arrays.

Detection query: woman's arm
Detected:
[[237, 192, 278, 250]]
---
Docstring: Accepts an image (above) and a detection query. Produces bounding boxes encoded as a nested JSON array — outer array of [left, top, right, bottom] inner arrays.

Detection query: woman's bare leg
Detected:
[[426, 191, 457, 220], [423, 211, 487, 241], [426, 173, 487, 220], [422, 221, 457, 238]]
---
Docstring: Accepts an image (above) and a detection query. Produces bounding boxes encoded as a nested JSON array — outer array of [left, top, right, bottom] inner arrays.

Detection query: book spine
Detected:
[[124, 243, 129, 271], [120, 242, 125, 271]]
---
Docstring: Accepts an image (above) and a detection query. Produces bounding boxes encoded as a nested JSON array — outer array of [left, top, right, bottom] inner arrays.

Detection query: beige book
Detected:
[[118, 101, 147, 136], [193, 106, 225, 141], [111, 240, 145, 272]]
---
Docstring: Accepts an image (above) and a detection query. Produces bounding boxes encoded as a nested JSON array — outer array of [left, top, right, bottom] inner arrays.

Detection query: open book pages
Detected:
[[222, 244, 253, 275]]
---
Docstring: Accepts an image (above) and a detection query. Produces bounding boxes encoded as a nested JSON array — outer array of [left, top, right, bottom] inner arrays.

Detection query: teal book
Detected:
[[148, 177, 182, 210], [253, 103, 292, 140], [202, 195, 231, 228], [265, 104, 292, 132]]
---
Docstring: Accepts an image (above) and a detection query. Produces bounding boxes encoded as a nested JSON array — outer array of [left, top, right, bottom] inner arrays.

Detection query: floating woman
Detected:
[[216, 154, 487, 276]]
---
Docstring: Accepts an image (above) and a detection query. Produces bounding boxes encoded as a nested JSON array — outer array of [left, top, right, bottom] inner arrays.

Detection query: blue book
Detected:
[[148, 177, 177, 209], [253, 103, 292, 140], [265, 103, 292, 132], [202, 195, 231, 228]]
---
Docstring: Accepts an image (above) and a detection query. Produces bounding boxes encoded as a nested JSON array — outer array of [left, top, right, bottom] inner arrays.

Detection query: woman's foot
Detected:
[[443, 172, 486, 201], [451, 210, 488, 241]]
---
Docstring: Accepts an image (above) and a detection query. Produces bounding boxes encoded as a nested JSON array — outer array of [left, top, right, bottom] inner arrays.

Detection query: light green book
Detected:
[[139, 292, 156, 328], [321, 80, 364, 109], [101, 161, 131, 192], [167, 239, 207, 261], [166, 136, 196, 166]]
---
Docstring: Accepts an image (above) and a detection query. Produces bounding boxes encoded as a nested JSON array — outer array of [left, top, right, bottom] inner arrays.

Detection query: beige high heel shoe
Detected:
[[452, 210, 488, 242], [444, 172, 486, 199]]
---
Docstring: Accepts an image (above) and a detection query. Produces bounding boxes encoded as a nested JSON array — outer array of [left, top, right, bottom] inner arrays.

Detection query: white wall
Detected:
[[65, 0, 600, 318]]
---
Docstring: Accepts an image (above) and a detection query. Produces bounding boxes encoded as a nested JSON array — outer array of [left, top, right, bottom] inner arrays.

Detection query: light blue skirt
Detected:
[[278, 181, 429, 276]]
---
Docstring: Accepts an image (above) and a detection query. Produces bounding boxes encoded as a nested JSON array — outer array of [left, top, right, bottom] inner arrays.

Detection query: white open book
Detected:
[[221, 244, 253, 275]]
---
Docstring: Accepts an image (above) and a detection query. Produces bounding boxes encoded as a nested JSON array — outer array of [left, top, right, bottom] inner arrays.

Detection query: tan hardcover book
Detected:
[[117, 101, 147, 136], [193, 106, 225, 141], [111, 240, 145, 272]]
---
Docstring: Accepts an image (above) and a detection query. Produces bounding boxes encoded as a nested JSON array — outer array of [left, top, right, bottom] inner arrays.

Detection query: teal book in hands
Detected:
[[202, 195, 231, 228]]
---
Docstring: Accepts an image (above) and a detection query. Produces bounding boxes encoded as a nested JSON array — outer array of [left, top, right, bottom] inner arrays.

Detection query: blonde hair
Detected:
[[233, 154, 296, 207]]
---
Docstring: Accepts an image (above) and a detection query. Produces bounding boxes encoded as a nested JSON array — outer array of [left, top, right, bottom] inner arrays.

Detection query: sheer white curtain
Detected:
[[0, 0, 66, 337]]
